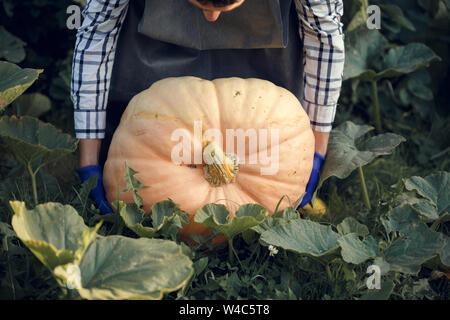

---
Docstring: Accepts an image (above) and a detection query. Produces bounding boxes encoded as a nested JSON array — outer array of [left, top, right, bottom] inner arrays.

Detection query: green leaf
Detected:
[[440, 237, 450, 267], [379, 4, 415, 31], [403, 172, 450, 219], [384, 225, 445, 274], [381, 205, 423, 235], [344, 26, 440, 82], [374, 43, 441, 81], [122, 164, 148, 208], [194, 203, 266, 239], [252, 206, 300, 234], [10, 201, 99, 270], [0, 116, 78, 172], [343, 26, 388, 81], [0, 62, 43, 108], [76, 236, 194, 300], [359, 279, 395, 300], [119, 200, 189, 239], [260, 219, 340, 258], [345, 0, 369, 33], [336, 217, 370, 237], [11, 93, 52, 117], [338, 234, 379, 264], [0, 26, 26, 63], [407, 78, 433, 101], [318, 121, 405, 188]]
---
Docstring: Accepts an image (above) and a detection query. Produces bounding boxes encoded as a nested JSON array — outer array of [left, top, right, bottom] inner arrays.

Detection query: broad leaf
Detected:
[[0, 61, 42, 108], [119, 200, 189, 239], [344, 26, 440, 82], [260, 219, 340, 258], [336, 217, 369, 237], [0, 26, 26, 63], [11, 93, 52, 117], [381, 205, 423, 235], [359, 279, 395, 300], [251, 206, 300, 234], [338, 234, 379, 264], [76, 236, 193, 300], [0, 116, 78, 172], [318, 121, 405, 188], [384, 225, 445, 274], [194, 203, 266, 239], [373, 43, 441, 81], [403, 172, 450, 220], [10, 201, 99, 270], [379, 4, 415, 31], [343, 27, 388, 81]]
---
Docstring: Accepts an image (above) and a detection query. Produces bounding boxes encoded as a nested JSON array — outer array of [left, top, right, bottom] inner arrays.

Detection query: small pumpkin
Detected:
[[103, 77, 315, 242], [300, 197, 328, 217]]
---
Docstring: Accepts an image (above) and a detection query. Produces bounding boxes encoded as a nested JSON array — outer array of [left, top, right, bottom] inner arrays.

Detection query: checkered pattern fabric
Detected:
[[71, 0, 345, 139]]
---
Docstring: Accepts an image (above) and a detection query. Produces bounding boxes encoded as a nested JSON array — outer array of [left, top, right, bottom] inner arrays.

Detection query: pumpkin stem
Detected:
[[203, 141, 239, 186]]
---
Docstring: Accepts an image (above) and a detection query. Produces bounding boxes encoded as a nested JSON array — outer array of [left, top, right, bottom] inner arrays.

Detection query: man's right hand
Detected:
[[77, 139, 113, 215], [77, 165, 113, 215]]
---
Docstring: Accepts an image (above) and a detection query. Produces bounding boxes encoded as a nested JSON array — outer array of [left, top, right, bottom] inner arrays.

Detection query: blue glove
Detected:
[[77, 165, 113, 215], [297, 152, 326, 209]]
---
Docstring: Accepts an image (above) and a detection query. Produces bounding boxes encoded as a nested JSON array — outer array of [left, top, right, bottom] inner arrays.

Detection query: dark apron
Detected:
[[100, 0, 303, 166]]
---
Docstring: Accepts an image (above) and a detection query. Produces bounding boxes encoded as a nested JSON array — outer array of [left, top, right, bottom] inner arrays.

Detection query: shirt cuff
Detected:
[[301, 99, 337, 133], [74, 110, 107, 139]]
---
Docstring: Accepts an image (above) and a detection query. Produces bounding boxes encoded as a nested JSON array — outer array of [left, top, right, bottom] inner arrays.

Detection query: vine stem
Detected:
[[371, 80, 382, 133], [358, 166, 371, 210], [228, 238, 234, 263], [27, 163, 39, 206]]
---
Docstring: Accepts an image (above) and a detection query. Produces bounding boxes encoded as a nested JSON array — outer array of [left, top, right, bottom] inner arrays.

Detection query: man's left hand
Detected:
[[298, 152, 325, 209]]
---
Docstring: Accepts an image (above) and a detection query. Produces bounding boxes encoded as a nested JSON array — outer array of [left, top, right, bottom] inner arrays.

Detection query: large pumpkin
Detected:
[[103, 77, 315, 242]]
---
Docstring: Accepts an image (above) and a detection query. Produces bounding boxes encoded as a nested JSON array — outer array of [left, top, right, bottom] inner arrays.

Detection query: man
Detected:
[[72, 0, 345, 214]]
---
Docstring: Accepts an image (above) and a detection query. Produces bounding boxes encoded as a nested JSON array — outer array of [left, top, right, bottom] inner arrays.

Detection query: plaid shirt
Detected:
[[71, 0, 345, 139]]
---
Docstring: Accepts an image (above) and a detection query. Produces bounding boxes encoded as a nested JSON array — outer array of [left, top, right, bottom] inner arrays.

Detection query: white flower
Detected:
[[65, 264, 82, 290], [268, 245, 279, 257]]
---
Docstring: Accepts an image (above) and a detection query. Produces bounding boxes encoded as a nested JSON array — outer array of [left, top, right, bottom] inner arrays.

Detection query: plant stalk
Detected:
[[371, 80, 382, 133], [27, 164, 38, 206], [228, 238, 234, 263], [358, 166, 371, 210]]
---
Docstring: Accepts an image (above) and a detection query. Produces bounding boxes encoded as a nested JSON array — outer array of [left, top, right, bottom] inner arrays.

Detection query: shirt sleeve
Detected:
[[71, 0, 129, 139], [294, 0, 345, 132]]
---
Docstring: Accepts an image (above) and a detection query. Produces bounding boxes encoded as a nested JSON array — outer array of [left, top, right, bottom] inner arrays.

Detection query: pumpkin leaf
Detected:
[[251, 206, 300, 234], [343, 26, 388, 81], [76, 236, 193, 300], [440, 237, 450, 267], [259, 219, 340, 258], [373, 43, 441, 81], [345, 0, 369, 33], [403, 172, 450, 219], [0, 116, 78, 173], [122, 164, 148, 208], [194, 203, 266, 240], [0, 61, 43, 109], [344, 26, 440, 82], [119, 200, 189, 240], [0, 26, 26, 63], [381, 205, 423, 235], [359, 279, 395, 300], [384, 225, 445, 274], [336, 217, 370, 237], [11, 93, 52, 117], [318, 121, 405, 189], [379, 4, 415, 31], [10, 201, 100, 270], [338, 234, 380, 265]]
